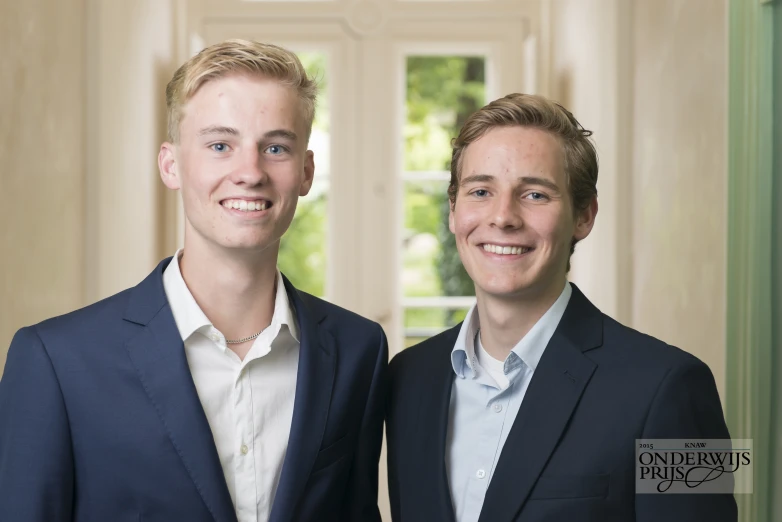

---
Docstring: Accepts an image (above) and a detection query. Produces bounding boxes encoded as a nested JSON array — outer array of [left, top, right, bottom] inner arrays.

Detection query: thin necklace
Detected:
[[225, 329, 263, 344]]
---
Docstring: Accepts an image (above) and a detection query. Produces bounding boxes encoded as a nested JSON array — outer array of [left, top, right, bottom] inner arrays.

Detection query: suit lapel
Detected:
[[477, 284, 602, 522], [268, 277, 335, 522], [123, 259, 237, 522], [415, 327, 460, 522]]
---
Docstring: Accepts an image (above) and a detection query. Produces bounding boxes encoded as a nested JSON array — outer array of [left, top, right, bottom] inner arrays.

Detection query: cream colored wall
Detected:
[[0, 0, 86, 376], [0, 0, 177, 378], [550, 0, 728, 398], [86, 0, 178, 303], [549, 0, 631, 325], [630, 0, 727, 399]]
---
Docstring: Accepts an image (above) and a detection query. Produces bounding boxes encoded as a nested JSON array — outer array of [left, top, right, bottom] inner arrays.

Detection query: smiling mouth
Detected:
[[481, 243, 534, 255], [220, 199, 271, 212]]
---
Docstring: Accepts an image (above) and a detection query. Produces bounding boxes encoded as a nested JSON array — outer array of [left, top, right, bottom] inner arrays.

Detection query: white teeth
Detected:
[[222, 199, 268, 212], [482, 244, 530, 255]]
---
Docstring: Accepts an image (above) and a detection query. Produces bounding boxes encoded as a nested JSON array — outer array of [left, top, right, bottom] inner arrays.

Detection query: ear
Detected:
[[448, 200, 456, 235], [573, 196, 598, 241], [158, 142, 180, 190], [299, 149, 315, 197]]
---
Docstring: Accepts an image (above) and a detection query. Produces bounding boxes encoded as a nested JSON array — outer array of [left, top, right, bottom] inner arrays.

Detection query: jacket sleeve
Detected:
[[341, 325, 389, 522], [386, 354, 402, 522], [0, 326, 74, 522], [636, 355, 738, 522]]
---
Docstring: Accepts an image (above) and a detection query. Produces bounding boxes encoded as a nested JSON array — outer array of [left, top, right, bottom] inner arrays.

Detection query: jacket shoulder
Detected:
[[29, 288, 134, 340], [389, 325, 459, 378], [298, 291, 384, 340], [599, 314, 709, 372]]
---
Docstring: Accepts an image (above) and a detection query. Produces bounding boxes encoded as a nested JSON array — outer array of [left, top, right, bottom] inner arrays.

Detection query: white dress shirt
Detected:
[[163, 250, 300, 522], [446, 282, 572, 522]]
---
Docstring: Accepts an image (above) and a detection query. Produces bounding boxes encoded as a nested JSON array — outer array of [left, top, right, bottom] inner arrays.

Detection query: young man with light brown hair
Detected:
[[386, 93, 736, 522], [0, 40, 387, 522]]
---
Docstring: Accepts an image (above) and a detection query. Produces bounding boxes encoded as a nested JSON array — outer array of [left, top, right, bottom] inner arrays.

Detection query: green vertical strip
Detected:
[[726, 1, 775, 522], [770, 1, 782, 520]]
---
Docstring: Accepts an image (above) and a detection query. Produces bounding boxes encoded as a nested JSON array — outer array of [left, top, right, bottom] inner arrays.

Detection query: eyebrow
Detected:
[[517, 176, 561, 193], [197, 125, 239, 137], [459, 174, 559, 192], [195, 127, 299, 142], [460, 174, 561, 193], [262, 129, 298, 142], [459, 174, 494, 186]]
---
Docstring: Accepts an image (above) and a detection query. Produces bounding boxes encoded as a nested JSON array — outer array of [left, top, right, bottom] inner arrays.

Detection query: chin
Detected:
[[477, 280, 529, 299], [209, 236, 272, 251], [479, 275, 548, 300]]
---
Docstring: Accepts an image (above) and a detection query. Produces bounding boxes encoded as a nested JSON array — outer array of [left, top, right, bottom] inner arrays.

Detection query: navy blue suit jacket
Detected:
[[0, 258, 388, 522], [387, 284, 737, 522]]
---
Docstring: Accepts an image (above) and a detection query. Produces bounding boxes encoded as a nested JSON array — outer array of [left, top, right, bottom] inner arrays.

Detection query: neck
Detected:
[[179, 235, 279, 350], [476, 279, 567, 361]]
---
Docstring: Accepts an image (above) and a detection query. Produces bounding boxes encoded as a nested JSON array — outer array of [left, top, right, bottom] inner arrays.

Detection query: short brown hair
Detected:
[[449, 93, 598, 266], [165, 39, 317, 143]]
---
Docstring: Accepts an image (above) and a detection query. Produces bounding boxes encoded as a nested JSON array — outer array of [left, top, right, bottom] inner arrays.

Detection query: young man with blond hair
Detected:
[[0, 40, 387, 522], [386, 93, 736, 522]]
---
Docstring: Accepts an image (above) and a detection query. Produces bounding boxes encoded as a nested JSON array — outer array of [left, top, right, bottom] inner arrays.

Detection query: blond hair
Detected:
[[165, 39, 317, 142], [449, 93, 598, 268]]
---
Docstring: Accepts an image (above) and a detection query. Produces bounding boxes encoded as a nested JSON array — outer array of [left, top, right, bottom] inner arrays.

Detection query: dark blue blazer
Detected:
[[387, 284, 737, 522], [0, 258, 388, 522]]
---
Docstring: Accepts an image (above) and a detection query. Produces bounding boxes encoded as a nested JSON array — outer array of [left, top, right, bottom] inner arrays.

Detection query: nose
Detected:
[[491, 192, 523, 229], [229, 147, 269, 186]]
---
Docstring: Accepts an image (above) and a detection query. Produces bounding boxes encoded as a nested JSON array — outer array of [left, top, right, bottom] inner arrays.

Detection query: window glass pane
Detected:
[[278, 51, 329, 297], [402, 55, 485, 301], [402, 180, 475, 298], [402, 180, 447, 297], [403, 307, 470, 348], [404, 56, 486, 173]]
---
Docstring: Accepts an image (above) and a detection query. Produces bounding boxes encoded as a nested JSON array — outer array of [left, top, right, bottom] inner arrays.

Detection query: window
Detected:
[[192, 2, 539, 356], [401, 55, 485, 346], [278, 51, 330, 297]]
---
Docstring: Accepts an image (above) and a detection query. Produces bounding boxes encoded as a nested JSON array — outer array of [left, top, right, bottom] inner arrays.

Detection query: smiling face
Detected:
[[158, 73, 314, 257], [450, 125, 596, 304]]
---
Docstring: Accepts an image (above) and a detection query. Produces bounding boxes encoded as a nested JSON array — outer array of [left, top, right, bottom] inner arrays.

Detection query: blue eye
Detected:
[[473, 189, 489, 197], [265, 145, 286, 155], [210, 143, 228, 153], [527, 192, 547, 200]]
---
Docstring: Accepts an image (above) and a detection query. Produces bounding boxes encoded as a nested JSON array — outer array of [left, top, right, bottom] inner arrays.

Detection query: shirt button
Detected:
[[493, 403, 503, 413], [240, 444, 249, 455], [476, 469, 486, 479]]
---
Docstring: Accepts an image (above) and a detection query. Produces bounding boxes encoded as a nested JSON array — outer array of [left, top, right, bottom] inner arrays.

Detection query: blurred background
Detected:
[[1, 0, 779, 520]]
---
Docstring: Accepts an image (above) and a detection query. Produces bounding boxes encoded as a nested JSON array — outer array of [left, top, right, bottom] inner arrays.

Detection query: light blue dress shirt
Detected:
[[446, 282, 572, 522]]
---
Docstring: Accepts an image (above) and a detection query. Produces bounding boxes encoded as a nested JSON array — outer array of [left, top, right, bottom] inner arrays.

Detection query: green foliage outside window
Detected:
[[277, 52, 328, 296], [278, 53, 486, 325], [404, 56, 485, 333]]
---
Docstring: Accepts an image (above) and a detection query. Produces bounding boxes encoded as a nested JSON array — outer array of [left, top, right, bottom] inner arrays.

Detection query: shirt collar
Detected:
[[162, 249, 299, 344], [510, 282, 571, 372], [450, 282, 573, 379], [451, 305, 480, 379]]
